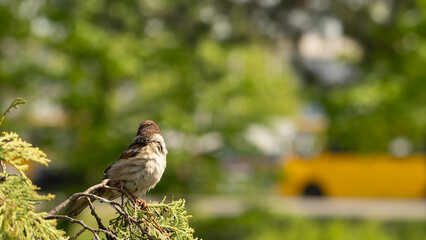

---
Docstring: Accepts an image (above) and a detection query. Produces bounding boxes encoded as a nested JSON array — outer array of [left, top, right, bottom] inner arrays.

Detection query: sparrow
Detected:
[[67, 120, 167, 216]]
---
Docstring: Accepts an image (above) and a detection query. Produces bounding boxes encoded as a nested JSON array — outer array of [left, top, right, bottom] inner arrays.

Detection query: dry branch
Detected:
[[45, 179, 159, 239]]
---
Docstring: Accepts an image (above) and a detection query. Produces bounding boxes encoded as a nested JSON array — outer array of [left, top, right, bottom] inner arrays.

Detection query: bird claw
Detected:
[[136, 197, 148, 210]]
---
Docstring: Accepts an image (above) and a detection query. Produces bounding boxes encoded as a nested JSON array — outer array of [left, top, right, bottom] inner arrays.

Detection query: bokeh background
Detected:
[[0, 0, 425, 239]]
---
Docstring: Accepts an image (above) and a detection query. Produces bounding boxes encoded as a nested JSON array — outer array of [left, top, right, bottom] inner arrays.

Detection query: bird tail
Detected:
[[66, 197, 92, 216]]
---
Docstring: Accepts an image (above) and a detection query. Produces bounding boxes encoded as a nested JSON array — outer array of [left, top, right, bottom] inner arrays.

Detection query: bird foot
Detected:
[[136, 197, 148, 210]]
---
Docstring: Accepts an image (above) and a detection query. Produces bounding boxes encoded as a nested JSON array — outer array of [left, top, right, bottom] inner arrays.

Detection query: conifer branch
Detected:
[[44, 215, 104, 240], [0, 98, 66, 239], [47, 180, 197, 239], [0, 132, 51, 177], [0, 98, 26, 126]]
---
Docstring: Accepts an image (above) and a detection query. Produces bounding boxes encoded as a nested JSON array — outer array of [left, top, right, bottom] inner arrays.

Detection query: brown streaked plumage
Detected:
[[67, 120, 167, 216]]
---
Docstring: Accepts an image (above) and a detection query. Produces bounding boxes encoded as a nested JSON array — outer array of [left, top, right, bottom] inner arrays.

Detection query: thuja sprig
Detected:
[[48, 180, 198, 240], [0, 97, 26, 126], [0, 98, 67, 240], [0, 132, 50, 176], [109, 198, 197, 240]]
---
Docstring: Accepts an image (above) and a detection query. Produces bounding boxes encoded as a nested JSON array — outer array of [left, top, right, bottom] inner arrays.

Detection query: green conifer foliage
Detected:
[[110, 198, 196, 240], [0, 98, 67, 239]]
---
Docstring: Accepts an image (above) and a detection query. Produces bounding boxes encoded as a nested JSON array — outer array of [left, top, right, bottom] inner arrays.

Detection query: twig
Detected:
[[87, 197, 106, 230], [143, 207, 169, 238], [48, 179, 138, 216], [71, 227, 86, 240], [117, 203, 156, 239], [87, 197, 118, 240], [102, 184, 136, 205], [44, 215, 101, 240], [0, 98, 26, 126], [134, 222, 156, 240], [46, 179, 165, 240], [48, 179, 111, 215]]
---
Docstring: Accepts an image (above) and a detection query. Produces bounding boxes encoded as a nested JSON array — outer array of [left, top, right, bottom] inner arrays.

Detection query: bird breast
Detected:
[[130, 144, 166, 196]]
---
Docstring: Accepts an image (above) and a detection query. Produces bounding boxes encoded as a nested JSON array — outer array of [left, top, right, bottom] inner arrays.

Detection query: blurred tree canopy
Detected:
[[0, 0, 424, 194]]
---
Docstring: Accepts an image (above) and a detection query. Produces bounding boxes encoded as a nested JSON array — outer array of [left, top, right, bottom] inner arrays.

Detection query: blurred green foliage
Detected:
[[1, 0, 425, 239], [0, 0, 299, 194], [0, 0, 424, 195], [322, 0, 426, 151], [193, 210, 426, 240]]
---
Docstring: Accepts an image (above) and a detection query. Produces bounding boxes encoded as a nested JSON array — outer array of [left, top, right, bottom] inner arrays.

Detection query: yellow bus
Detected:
[[280, 152, 426, 198]]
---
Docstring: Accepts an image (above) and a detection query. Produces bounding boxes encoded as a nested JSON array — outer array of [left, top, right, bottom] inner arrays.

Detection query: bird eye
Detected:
[[157, 143, 163, 153]]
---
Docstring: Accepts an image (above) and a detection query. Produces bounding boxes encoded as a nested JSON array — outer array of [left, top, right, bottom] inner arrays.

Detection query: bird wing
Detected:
[[103, 142, 147, 175]]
